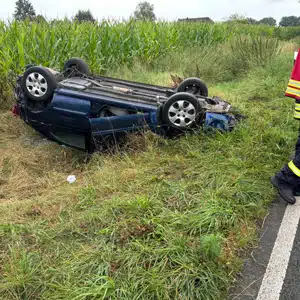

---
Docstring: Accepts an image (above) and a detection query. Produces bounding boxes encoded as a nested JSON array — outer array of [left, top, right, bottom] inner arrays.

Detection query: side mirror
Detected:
[[294, 52, 298, 65]]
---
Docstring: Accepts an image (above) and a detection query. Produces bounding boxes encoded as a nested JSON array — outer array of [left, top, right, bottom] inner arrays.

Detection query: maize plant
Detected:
[[0, 19, 284, 109]]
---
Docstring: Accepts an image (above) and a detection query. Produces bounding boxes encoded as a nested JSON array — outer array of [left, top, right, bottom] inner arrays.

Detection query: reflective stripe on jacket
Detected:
[[285, 49, 300, 120]]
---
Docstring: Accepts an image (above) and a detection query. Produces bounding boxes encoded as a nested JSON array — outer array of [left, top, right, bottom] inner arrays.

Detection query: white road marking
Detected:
[[256, 198, 300, 300]]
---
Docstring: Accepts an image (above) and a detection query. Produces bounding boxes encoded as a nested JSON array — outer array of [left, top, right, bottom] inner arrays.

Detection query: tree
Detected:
[[226, 14, 257, 25], [133, 1, 156, 21], [227, 13, 247, 23], [279, 16, 300, 27], [35, 15, 46, 23], [258, 17, 276, 26], [74, 10, 95, 23], [51, 17, 72, 26], [246, 18, 258, 25], [259, 17, 276, 26], [14, 0, 36, 21]]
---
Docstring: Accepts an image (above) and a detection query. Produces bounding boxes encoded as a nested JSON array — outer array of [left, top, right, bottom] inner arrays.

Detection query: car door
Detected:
[[48, 93, 91, 150]]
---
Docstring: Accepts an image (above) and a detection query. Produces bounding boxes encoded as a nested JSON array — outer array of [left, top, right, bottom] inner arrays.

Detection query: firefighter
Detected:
[[271, 49, 300, 205]]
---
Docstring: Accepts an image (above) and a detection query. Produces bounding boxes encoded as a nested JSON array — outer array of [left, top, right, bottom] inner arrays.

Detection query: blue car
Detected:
[[14, 58, 240, 152]]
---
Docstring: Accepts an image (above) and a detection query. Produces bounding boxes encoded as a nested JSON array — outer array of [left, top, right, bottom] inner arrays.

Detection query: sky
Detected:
[[0, 0, 299, 22]]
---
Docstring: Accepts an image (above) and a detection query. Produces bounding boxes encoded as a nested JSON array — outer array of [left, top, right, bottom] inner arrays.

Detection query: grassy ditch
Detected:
[[0, 49, 298, 298]]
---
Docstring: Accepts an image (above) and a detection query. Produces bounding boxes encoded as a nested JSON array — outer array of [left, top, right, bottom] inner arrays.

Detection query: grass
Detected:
[[0, 47, 298, 298], [0, 18, 299, 298]]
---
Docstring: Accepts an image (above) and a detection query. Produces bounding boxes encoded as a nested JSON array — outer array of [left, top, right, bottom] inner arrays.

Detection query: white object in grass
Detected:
[[67, 175, 76, 184]]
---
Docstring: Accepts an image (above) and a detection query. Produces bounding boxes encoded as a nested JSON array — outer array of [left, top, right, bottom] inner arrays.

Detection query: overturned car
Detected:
[[13, 58, 242, 152]]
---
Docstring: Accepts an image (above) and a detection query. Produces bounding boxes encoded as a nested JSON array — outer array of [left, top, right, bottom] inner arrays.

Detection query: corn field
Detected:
[[0, 20, 276, 76], [0, 20, 297, 109]]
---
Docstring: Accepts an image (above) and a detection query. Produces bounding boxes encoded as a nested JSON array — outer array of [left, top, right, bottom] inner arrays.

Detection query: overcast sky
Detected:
[[0, 0, 299, 22]]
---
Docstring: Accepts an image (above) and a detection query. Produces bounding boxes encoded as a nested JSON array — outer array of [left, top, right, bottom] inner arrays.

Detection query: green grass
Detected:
[[0, 17, 298, 299], [0, 49, 298, 299]]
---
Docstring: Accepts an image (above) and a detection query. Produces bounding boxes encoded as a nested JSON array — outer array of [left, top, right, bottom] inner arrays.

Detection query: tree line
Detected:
[[14, 0, 155, 22], [13, 0, 300, 26], [228, 14, 300, 27]]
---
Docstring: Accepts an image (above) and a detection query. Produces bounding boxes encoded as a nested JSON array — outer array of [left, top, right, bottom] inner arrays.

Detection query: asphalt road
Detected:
[[280, 222, 300, 300], [230, 196, 300, 300]]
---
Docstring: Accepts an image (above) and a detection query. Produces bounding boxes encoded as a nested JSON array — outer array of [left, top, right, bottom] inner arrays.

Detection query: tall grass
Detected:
[[0, 52, 297, 298], [152, 35, 281, 84]]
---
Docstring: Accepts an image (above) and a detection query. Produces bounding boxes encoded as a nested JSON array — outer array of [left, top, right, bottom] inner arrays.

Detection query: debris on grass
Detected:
[[67, 175, 77, 184]]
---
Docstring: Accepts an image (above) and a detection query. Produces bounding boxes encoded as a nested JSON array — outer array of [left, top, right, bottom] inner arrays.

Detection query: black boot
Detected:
[[295, 185, 300, 196], [271, 176, 296, 205]]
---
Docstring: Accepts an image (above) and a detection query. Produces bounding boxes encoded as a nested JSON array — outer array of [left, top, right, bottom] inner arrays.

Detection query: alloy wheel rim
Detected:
[[168, 100, 196, 127], [26, 72, 48, 97]]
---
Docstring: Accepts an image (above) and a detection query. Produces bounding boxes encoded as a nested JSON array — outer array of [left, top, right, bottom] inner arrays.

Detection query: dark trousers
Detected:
[[277, 134, 300, 188]]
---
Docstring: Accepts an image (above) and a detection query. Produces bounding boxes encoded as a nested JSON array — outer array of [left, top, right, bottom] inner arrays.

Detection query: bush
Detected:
[[274, 26, 300, 40], [154, 35, 281, 85], [236, 53, 293, 101], [227, 35, 280, 77], [154, 45, 234, 83]]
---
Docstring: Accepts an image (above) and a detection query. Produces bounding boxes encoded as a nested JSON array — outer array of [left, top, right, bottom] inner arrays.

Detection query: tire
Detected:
[[63, 58, 90, 77], [25, 64, 36, 70], [162, 92, 204, 129], [177, 77, 208, 97], [21, 66, 57, 102]]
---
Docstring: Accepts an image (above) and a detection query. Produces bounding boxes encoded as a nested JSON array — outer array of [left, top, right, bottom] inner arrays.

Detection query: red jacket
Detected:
[[286, 49, 300, 119]]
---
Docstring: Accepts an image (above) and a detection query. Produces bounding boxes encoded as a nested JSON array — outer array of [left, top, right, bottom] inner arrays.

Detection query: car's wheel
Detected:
[[25, 64, 36, 70], [63, 58, 90, 77], [21, 66, 57, 102], [177, 77, 208, 97], [162, 92, 203, 129]]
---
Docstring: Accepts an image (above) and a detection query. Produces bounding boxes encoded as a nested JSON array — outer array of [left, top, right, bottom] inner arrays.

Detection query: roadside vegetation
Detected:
[[0, 21, 299, 299]]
